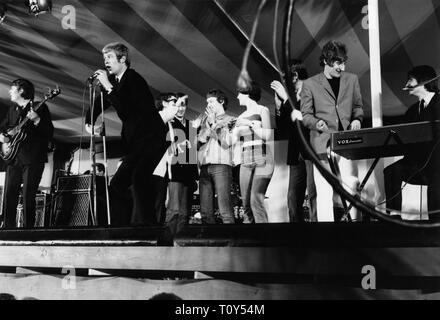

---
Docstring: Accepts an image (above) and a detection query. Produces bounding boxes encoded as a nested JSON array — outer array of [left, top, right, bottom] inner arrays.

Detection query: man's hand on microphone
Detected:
[[94, 70, 113, 93]]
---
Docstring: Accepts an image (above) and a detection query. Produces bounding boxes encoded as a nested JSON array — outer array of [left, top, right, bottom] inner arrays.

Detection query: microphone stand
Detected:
[[99, 91, 111, 226], [88, 80, 97, 226]]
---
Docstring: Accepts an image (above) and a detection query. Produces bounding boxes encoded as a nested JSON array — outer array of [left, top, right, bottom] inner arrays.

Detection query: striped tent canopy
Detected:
[[0, 0, 439, 144]]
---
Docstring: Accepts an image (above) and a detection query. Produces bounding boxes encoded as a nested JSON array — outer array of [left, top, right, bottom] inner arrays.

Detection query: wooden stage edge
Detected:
[[0, 222, 440, 247], [1, 223, 440, 299]]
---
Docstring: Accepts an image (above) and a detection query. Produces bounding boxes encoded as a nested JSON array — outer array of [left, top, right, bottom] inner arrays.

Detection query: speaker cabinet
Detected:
[[51, 175, 108, 227]]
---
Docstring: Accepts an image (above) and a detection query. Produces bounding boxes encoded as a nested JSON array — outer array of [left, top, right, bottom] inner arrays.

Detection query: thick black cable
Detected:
[[272, 0, 281, 78], [236, 0, 268, 89], [212, 0, 280, 74]]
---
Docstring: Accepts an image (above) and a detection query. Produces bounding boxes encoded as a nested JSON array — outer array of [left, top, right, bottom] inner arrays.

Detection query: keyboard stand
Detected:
[[327, 129, 404, 221]]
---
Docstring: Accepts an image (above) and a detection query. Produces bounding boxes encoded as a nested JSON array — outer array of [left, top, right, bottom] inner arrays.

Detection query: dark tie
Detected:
[[418, 99, 425, 118]]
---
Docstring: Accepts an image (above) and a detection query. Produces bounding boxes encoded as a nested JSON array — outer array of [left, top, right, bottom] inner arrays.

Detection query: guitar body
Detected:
[[0, 131, 27, 162], [0, 86, 59, 163]]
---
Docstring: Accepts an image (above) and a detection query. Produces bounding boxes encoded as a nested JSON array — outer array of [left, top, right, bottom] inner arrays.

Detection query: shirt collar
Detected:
[[420, 92, 435, 108], [172, 117, 186, 126], [296, 86, 303, 101], [116, 68, 127, 83], [16, 100, 31, 111]]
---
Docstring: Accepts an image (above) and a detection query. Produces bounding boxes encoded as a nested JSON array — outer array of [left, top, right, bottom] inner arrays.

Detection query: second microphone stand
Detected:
[[88, 81, 111, 226]]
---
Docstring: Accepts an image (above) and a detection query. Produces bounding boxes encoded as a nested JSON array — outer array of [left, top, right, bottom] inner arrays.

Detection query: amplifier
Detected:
[[51, 175, 108, 227], [56, 174, 93, 192]]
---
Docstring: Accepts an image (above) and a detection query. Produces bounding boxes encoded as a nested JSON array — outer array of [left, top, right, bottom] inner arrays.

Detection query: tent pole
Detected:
[[367, 0, 386, 213], [368, 0, 383, 127]]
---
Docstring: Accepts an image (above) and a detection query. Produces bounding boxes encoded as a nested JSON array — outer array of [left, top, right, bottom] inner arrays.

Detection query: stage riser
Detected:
[[1, 274, 439, 300], [1, 267, 439, 291], [1, 246, 440, 277]]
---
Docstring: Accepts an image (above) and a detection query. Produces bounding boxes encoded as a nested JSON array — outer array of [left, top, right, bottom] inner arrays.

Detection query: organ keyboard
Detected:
[[330, 120, 440, 160]]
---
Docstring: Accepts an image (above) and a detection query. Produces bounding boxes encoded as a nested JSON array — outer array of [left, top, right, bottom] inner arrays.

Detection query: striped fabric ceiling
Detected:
[[0, 0, 439, 144]]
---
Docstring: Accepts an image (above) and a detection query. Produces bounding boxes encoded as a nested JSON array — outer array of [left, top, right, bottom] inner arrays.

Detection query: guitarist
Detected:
[[0, 79, 54, 228]]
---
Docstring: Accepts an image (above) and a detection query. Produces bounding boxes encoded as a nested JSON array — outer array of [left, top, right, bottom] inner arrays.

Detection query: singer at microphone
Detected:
[[87, 69, 108, 82], [85, 42, 173, 227], [88, 69, 114, 94]]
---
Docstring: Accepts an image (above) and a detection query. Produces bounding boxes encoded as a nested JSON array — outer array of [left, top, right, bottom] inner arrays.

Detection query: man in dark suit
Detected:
[[86, 42, 177, 226], [384, 65, 440, 221], [164, 92, 198, 234], [271, 60, 317, 222], [0, 79, 53, 228], [300, 40, 363, 222]]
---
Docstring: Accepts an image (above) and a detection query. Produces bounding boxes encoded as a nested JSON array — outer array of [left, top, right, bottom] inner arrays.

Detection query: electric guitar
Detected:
[[0, 86, 60, 162]]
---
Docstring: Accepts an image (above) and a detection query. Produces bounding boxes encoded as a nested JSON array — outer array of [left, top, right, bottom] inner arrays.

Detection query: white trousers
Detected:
[[313, 156, 359, 222]]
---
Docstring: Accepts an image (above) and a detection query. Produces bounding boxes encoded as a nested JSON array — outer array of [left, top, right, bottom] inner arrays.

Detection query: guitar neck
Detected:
[[15, 99, 47, 131]]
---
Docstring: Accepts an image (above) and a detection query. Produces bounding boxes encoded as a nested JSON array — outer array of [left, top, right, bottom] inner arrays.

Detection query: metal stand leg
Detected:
[[88, 84, 97, 226], [327, 149, 351, 222], [328, 130, 405, 221], [99, 92, 111, 226]]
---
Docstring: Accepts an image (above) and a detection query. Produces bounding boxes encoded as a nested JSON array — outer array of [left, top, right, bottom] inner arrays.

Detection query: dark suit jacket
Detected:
[[405, 93, 440, 122], [168, 118, 198, 188], [276, 98, 311, 165], [86, 68, 167, 154], [403, 93, 440, 175], [301, 72, 364, 156], [0, 101, 53, 165]]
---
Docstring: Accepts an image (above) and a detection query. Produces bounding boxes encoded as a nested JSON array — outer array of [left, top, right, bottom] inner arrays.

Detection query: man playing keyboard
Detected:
[[384, 65, 440, 222]]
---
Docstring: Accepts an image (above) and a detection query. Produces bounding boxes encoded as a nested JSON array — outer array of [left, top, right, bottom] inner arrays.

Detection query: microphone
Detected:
[[87, 73, 98, 82], [402, 85, 416, 91], [402, 74, 440, 91]]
